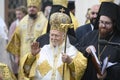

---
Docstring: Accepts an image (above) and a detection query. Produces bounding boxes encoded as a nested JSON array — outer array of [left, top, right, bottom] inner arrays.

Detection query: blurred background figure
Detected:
[[85, 8, 91, 24], [0, 17, 8, 40], [8, 6, 27, 40], [75, 4, 100, 42], [8, 6, 27, 78], [0, 17, 13, 73], [42, 1, 52, 19], [88, 4, 100, 26], [68, 0, 75, 15]]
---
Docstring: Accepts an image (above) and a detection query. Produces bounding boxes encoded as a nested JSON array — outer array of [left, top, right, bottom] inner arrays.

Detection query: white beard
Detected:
[[53, 45, 59, 56]]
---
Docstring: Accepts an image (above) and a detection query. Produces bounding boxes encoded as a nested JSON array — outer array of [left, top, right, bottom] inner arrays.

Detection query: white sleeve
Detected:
[[0, 17, 8, 40]]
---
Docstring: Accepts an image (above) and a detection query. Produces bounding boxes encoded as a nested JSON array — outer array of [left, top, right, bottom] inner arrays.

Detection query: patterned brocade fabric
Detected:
[[71, 52, 87, 80], [0, 63, 17, 80], [6, 27, 20, 55], [37, 60, 52, 77]]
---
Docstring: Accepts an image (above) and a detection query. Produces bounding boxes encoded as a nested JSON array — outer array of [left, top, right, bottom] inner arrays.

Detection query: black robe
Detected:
[[75, 30, 120, 80]]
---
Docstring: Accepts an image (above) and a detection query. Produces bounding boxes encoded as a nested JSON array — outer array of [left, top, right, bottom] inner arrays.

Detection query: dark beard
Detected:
[[90, 19, 95, 25], [29, 14, 37, 19]]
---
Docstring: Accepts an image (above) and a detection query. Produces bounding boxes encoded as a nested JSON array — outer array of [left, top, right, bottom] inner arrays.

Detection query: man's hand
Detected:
[[31, 42, 40, 56], [97, 71, 107, 80], [86, 45, 96, 54], [62, 53, 72, 64]]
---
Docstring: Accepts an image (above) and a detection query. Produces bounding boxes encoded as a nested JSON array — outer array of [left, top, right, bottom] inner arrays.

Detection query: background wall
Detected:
[[0, 0, 5, 20]]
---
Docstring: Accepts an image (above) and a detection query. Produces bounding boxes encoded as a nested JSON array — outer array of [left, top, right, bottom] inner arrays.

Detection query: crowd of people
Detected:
[[0, 0, 120, 80]]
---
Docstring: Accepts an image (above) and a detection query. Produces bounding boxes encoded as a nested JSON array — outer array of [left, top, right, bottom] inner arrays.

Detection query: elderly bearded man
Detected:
[[21, 12, 87, 80]]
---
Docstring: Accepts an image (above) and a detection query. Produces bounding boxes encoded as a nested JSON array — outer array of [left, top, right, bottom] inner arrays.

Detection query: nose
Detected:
[[100, 22, 107, 28], [101, 23, 106, 27], [93, 13, 97, 18], [29, 6, 35, 10], [51, 35, 56, 40]]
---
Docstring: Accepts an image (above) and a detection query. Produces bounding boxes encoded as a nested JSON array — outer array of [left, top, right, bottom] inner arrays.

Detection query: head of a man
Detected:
[[15, 6, 27, 21], [42, 1, 52, 19], [96, 2, 120, 37], [89, 4, 100, 25], [44, 5, 52, 19], [99, 15, 113, 37], [27, 0, 41, 19], [50, 29, 65, 47], [49, 12, 71, 47]]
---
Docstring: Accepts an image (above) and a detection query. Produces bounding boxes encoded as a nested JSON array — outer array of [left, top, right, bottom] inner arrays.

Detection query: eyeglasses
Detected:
[[99, 20, 112, 27]]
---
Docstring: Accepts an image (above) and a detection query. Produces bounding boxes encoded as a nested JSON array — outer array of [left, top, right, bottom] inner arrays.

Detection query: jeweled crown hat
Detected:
[[27, 0, 41, 9], [46, 0, 71, 33], [47, 0, 75, 37], [50, 12, 71, 32]]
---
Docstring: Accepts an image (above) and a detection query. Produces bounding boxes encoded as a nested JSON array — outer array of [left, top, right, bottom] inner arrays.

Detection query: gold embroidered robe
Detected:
[[7, 11, 48, 80], [21, 43, 87, 80], [0, 63, 17, 80]]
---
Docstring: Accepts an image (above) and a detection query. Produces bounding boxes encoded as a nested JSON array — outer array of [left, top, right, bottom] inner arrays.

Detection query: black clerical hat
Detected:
[[68, 1, 75, 11], [48, 0, 70, 21], [94, 2, 120, 32], [117, 6, 120, 32], [99, 2, 118, 22], [42, 1, 52, 12], [49, 5, 70, 17]]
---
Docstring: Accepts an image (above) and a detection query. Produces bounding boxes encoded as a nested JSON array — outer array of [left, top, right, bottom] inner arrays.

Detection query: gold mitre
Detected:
[[50, 12, 71, 32], [99, 0, 114, 2], [53, 0, 68, 8], [27, 0, 41, 9]]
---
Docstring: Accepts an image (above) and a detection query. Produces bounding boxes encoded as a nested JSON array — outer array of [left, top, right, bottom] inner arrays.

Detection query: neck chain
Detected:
[[98, 33, 115, 62]]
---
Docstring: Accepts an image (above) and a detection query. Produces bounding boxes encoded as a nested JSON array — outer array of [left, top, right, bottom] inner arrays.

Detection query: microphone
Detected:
[[98, 40, 120, 47]]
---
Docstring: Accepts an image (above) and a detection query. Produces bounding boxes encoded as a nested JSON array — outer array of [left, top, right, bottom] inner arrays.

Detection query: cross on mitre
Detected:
[[60, 8, 65, 13]]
